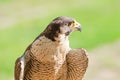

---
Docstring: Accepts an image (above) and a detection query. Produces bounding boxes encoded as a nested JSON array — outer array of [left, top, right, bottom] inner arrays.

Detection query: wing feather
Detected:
[[66, 48, 88, 80], [14, 58, 21, 80]]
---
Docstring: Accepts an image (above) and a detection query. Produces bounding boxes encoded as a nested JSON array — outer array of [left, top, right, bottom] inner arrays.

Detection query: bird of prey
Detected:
[[14, 16, 88, 80]]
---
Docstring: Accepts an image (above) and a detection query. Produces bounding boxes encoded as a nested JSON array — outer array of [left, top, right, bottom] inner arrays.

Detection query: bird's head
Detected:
[[43, 16, 82, 41]]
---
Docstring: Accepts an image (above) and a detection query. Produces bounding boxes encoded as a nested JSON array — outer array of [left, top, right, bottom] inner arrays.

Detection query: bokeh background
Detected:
[[0, 0, 120, 80]]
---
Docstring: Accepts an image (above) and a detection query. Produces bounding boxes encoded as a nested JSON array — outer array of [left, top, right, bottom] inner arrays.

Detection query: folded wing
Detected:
[[66, 48, 88, 80]]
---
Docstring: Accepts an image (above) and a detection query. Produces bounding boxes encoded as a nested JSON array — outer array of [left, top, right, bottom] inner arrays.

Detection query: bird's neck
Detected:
[[54, 34, 69, 44]]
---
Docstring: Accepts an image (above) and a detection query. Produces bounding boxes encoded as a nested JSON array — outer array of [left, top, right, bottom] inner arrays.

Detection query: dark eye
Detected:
[[68, 22, 73, 26]]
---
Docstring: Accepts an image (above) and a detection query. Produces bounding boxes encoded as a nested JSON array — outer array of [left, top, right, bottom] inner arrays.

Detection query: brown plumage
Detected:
[[14, 16, 88, 80]]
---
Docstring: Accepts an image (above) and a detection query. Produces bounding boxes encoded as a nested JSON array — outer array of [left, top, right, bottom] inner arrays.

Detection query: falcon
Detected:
[[14, 16, 88, 80]]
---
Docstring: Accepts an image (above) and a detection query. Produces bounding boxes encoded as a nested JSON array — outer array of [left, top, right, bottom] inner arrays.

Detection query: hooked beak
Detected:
[[75, 25, 82, 32], [72, 20, 82, 32]]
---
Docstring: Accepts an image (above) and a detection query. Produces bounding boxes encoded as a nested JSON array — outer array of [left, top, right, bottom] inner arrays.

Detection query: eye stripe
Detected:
[[68, 21, 74, 26]]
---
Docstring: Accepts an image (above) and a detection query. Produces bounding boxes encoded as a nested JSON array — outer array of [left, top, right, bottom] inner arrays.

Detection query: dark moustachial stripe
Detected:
[[44, 23, 61, 41]]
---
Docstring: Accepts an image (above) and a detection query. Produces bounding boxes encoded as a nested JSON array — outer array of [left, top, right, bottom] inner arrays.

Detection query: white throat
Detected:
[[55, 34, 69, 44]]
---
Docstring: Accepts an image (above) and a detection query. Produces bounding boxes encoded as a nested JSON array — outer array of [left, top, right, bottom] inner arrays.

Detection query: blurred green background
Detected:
[[0, 0, 120, 80]]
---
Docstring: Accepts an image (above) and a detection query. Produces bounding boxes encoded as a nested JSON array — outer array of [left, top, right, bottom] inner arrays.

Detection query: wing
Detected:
[[14, 56, 25, 80], [66, 48, 88, 80], [14, 58, 21, 80]]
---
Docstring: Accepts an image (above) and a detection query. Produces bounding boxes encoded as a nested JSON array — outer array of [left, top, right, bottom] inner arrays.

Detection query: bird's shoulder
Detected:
[[66, 48, 88, 80], [67, 48, 88, 63]]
